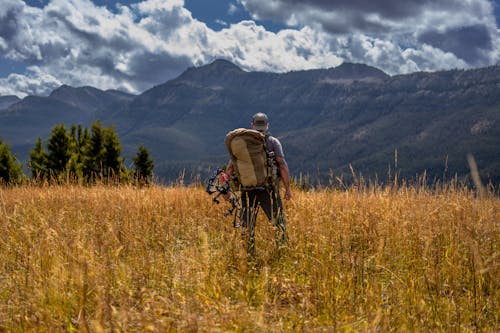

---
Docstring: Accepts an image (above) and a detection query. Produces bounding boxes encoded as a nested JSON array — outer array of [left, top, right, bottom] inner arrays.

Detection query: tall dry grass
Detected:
[[0, 184, 498, 331]]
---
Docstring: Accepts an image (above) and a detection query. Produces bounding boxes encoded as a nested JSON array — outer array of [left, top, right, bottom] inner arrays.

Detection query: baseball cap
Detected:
[[252, 113, 269, 131]]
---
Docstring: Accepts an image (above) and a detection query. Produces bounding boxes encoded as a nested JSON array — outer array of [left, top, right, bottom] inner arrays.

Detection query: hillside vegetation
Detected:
[[0, 184, 498, 331]]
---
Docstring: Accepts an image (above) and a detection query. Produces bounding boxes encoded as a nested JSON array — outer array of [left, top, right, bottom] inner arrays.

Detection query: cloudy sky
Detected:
[[1, 0, 499, 97]]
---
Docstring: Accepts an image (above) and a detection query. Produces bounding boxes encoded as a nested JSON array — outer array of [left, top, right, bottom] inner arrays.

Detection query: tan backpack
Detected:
[[225, 128, 274, 189]]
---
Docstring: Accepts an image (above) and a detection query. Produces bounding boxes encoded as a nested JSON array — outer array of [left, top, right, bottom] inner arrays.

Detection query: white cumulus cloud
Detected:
[[0, 0, 498, 97], [0, 66, 61, 96], [0, 0, 344, 97], [240, 0, 500, 72]]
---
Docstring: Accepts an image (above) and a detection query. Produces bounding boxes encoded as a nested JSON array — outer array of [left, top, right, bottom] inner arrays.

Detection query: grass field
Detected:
[[0, 184, 498, 332]]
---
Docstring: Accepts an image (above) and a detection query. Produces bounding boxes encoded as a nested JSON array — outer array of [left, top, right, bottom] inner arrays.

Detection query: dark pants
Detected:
[[240, 188, 287, 254]]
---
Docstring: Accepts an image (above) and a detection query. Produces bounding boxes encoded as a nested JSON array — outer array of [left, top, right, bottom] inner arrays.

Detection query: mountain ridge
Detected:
[[0, 60, 498, 184], [0, 95, 21, 111]]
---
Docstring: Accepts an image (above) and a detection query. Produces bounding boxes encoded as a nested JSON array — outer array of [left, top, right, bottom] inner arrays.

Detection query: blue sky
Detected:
[[1, 0, 499, 97]]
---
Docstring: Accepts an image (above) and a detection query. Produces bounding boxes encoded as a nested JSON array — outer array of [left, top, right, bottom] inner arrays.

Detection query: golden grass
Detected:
[[0, 184, 498, 332]]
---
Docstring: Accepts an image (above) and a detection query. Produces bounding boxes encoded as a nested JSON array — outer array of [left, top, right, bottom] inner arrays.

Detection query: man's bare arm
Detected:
[[226, 160, 234, 176]]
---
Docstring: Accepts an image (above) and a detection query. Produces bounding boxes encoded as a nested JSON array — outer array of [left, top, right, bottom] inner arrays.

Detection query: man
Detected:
[[226, 112, 292, 254]]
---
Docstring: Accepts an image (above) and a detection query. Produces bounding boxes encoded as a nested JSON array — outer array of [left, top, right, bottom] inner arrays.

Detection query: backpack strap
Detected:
[[264, 134, 279, 189]]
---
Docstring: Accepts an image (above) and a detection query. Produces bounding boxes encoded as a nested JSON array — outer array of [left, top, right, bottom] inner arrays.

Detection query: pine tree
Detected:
[[103, 125, 124, 179], [82, 121, 106, 181], [76, 125, 87, 156], [133, 145, 154, 184], [0, 138, 23, 185], [47, 124, 72, 179], [67, 124, 92, 180], [29, 137, 49, 180], [79, 127, 91, 155]]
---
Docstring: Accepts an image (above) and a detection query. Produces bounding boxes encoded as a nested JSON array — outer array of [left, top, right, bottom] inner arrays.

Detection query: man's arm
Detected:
[[220, 160, 234, 201], [276, 156, 292, 200], [225, 160, 234, 176]]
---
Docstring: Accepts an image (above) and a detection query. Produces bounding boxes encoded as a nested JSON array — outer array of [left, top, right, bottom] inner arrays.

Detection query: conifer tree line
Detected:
[[0, 121, 154, 185]]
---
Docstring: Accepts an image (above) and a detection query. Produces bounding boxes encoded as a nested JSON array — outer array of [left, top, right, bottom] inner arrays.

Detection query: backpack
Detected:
[[225, 128, 276, 189]]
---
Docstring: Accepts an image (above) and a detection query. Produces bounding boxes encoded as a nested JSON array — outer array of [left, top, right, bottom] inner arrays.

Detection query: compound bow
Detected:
[[205, 168, 241, 227]]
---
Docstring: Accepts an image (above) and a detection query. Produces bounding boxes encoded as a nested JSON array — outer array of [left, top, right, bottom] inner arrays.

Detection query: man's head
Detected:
[[252, 113, 269, 132]]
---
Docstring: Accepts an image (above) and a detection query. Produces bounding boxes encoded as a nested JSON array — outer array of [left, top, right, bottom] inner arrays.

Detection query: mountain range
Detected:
[[1, 59, 499, 185]]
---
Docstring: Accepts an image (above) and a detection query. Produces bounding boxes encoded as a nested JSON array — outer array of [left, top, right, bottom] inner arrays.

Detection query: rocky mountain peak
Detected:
[[330, 62, 390, 80], [47, 85, 134, 113], [175, 59, 245, 85]]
